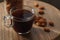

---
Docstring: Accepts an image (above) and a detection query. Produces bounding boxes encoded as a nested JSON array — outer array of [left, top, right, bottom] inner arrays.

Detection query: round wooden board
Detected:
[[0, 0, 60, 40]]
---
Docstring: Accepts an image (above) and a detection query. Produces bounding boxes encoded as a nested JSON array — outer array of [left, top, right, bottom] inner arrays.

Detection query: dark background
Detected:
[[0, 0, 3, 2], [0, 0, 60, 10], [39, 0, 60, 10]]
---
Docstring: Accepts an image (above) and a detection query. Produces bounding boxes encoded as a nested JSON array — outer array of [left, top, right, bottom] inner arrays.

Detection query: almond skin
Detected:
[[38, 10, 44, 15], [49, 21, 54, 26], [44, 28, 50, 32], [39, 6, 45, 10]]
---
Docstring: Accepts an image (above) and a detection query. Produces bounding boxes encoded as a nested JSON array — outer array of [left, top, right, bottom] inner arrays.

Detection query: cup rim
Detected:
[[9, 5, 35, 22]]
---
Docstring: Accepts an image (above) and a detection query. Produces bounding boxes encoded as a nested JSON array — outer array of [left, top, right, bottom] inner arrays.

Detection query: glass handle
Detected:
[[3, 16, 13, 27]]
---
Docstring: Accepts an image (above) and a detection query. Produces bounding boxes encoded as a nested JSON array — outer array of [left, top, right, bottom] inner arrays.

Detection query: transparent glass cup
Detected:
[[4, 5, 35, 34]]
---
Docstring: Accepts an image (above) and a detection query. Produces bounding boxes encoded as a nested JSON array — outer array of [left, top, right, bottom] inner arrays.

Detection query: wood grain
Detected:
[[0, 0, 60, 40]]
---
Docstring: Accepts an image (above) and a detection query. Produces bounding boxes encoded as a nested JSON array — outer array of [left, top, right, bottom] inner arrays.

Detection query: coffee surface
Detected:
[[12, 9, 33, 22]]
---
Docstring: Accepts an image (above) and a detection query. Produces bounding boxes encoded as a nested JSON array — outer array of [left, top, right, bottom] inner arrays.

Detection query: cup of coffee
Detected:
[[4, 5, 35, 34]]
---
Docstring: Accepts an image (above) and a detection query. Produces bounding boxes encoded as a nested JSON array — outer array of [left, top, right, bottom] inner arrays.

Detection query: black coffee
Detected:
[[12, 9, 34, 33]]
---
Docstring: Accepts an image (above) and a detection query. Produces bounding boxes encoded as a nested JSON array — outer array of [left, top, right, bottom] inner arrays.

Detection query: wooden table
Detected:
[[0, 0, 60, 40]]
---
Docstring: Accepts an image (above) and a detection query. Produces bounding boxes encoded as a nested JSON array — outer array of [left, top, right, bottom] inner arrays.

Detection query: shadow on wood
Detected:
[[53, 35, 60, 40], [17, 27, 45, 40]]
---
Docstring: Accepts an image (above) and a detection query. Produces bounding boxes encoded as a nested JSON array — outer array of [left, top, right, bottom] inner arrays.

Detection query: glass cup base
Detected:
[[18, 31, 31, 35]]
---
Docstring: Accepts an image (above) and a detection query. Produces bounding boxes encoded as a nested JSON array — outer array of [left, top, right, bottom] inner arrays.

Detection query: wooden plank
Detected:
[[0, 0, 60, 40]]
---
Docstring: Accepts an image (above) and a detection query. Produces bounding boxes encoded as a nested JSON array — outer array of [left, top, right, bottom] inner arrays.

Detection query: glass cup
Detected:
[[4, 5, 35, 34]]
